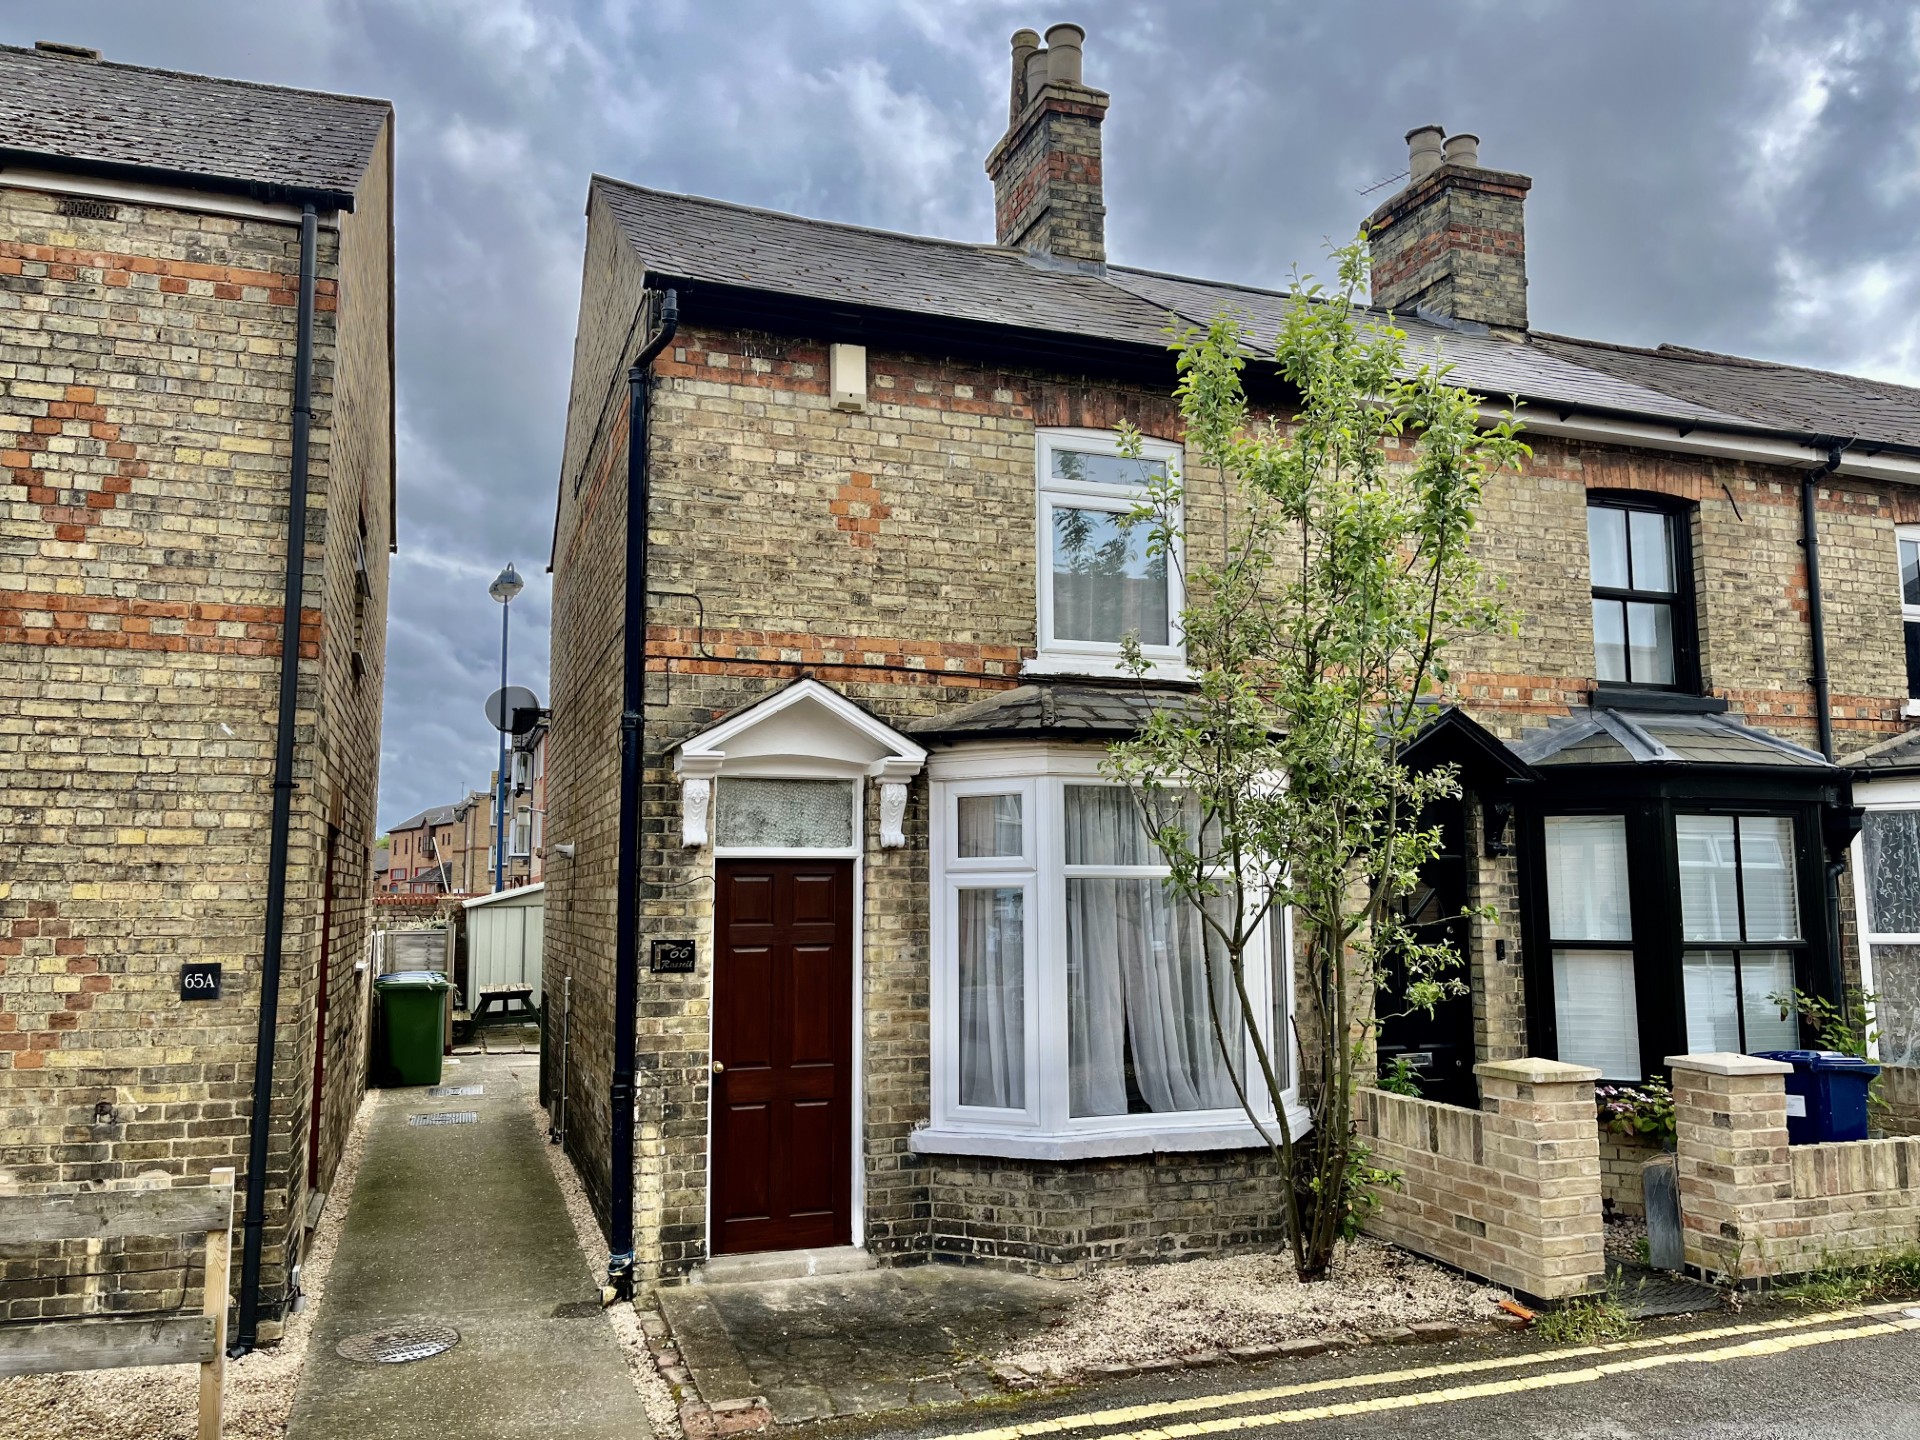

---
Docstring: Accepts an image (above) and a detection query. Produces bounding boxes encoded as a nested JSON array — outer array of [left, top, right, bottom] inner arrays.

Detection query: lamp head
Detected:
[[489, 563, 524, 604]]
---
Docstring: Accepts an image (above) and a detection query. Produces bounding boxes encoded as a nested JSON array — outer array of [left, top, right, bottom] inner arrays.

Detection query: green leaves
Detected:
[[1103, 235, 1526, 1283]]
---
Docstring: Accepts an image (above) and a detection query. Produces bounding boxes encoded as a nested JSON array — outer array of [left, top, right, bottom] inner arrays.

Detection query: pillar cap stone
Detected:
[[1665, 1052, 1793, 1077], [1474, 1057, 1601, 1085]]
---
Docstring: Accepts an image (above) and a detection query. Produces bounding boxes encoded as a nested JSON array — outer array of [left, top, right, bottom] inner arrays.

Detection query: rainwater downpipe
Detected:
[[609, 288, 678, 1302], [235, 202, 319, 1355], [1804, 446, 1848, 1011]]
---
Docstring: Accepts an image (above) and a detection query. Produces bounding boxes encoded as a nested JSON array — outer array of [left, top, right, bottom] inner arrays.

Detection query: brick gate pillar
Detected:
[[1669, 1052, 1794, 1283]]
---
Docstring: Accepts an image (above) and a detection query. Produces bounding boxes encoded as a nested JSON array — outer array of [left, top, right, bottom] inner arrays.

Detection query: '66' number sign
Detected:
[[179, 962, 222, 1001]]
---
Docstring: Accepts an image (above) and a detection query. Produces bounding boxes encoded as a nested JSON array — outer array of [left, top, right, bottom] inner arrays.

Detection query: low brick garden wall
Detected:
[[1672, 1053, 1920, 1283], [1357, 1058, 1606, 1301]]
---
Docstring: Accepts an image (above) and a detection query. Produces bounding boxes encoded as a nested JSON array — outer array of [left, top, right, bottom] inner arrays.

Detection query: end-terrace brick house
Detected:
[[0, 43, 394, 1340], [544, 23, 1920, 1285]]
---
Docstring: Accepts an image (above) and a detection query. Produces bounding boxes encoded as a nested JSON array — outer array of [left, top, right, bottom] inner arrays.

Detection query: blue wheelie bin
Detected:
[[1754, 1050, 1880, 1144]]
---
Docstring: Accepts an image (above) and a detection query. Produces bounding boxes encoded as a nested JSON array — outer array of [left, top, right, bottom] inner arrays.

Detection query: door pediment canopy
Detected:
[[671, 679, 926, 847]]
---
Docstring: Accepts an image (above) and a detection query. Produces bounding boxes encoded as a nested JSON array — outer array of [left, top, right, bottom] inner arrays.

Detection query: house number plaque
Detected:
[[650, 939, 696, 975], [180, 962, 223, 1001]]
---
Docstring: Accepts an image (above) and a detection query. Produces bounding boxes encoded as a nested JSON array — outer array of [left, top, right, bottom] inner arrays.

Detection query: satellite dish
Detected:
[[485, 685, 542, 735]]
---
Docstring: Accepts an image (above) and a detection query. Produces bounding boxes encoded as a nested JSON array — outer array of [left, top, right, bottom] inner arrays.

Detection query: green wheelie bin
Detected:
[[374, 970, 451, 1086]]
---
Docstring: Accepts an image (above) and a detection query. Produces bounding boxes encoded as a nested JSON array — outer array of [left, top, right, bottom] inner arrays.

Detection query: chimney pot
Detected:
[[1009, 29, 1041, 121], [1406, 124, 1445, 183], [1442, 132, 1480, 169], [1044, 23, 1086, 85], [1024, 49, 1051, 105]]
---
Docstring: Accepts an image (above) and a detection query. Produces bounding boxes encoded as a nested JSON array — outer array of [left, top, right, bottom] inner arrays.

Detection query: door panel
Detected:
[[712, 859, 854, 1254], [1378, 796, 1481, 1109]]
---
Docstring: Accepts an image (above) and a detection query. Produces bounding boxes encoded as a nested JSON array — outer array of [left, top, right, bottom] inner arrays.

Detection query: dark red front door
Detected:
[[712, 859, 854, 1255]]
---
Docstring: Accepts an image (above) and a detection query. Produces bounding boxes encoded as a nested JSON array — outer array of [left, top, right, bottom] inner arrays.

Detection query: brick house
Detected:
[[543, 23, 1920, 1286], [0, 43, 394, 1343]]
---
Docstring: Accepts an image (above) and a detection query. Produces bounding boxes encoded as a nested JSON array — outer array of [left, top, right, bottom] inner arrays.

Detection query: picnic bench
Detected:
[[0, 1166, 235, 1439]]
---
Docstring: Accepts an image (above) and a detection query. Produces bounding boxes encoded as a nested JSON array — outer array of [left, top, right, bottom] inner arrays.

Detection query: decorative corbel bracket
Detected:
[[870, 756, 924, 849], [676, 753, 724, 848]]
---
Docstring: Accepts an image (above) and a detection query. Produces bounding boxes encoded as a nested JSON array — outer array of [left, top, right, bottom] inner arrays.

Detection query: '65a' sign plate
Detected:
[[180, 962, 223, 1001]]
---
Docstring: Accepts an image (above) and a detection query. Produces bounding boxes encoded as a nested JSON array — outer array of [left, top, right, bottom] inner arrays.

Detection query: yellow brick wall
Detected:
[[0, 135, 392, 1330]]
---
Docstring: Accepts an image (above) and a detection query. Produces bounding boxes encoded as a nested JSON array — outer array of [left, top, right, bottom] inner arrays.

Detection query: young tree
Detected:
[[1104, 239, 1526, 1282]]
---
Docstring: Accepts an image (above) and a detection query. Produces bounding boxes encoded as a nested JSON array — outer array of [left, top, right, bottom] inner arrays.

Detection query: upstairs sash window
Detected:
[[1588, 499, 1695, 690]]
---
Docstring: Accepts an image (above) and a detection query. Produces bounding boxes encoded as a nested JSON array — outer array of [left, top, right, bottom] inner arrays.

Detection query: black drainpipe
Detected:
[[1802, 447, 1842, 763], [234, 203, 319, 1354], [609, 288, 679, 1301]]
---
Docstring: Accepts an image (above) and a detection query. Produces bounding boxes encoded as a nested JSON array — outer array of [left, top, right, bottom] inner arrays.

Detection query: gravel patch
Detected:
[[995, 1240, 1505, 1378], [0, 1091, 378, 1440], [1605, 1213, 1650, 1265], [522, 1077, 683, 1438]]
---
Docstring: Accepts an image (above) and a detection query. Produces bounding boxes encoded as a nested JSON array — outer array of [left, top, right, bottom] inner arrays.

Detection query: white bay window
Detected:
[[918, 746, 1302, 1160]]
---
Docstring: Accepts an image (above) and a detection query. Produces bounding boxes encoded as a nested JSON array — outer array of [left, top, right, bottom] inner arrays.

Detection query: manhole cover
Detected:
[[337, 1323, 461, 1364], [427, 1085, 483, 1097], [408, 1111, 478, 1126]]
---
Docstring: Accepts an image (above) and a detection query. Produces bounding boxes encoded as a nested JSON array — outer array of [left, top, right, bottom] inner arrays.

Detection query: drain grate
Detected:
[[408, 1111, 478, 1126], [337, 1323, 461, 1364], [426, 1085, 483, 1098]]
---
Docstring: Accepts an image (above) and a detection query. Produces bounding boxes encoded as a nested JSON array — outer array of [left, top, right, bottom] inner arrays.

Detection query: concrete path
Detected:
[[288, 1053, 649, 1440]]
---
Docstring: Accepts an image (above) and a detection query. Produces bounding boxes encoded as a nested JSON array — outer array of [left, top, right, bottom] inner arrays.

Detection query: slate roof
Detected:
[[1532, 336, 1920, 450], [1845, 727, 1920, 775], [904, 682, 1200, 741], [0, 43, 389, 205], [591, 176, 1920, 453], [1514, 708, 1834, 770]]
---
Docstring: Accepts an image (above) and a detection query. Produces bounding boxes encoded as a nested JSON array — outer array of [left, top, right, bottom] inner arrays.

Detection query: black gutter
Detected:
[[608, 287, 679, 1301], [0, 148, 358, 212], [234, 204, 318, 1354]]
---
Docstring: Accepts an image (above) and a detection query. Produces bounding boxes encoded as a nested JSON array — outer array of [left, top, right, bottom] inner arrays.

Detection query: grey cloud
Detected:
[[4, 0, 1912, 829]]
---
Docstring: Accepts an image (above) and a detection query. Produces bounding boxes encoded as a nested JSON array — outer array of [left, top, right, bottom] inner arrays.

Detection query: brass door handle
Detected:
[[711, 1061, 725, 1075]]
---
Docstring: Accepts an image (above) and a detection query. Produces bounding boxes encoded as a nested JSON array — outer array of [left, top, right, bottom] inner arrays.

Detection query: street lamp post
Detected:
[[489, 563, 524, 891]]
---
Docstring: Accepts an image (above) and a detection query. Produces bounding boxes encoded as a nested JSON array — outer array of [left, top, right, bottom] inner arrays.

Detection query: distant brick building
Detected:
[[543, 22, 1920, 1287], [0, 43, 394, 1340], [384, 791, 493, 895]]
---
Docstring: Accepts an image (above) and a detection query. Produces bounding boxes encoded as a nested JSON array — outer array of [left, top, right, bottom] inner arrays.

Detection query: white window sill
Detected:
[[909, 1111, 1309, 1162], [1021, 653, 1191, 684], [1903, 699, 1920, 718]]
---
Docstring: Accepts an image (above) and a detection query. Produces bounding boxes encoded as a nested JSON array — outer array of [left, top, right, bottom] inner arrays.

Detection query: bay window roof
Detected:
[[1515, 708, 1835, 772], [905, 681, 1201, 742]]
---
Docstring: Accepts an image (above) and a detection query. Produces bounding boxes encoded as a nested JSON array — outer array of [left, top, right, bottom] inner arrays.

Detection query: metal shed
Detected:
[[459, 883, 544, 1018]]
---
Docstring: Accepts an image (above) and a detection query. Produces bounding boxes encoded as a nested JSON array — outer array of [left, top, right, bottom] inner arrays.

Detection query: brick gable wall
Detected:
[[0, 131, 392, 1334]]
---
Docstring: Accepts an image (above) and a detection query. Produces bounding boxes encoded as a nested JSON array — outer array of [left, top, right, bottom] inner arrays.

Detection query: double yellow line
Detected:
[[931, 1302, 1920, 1440]]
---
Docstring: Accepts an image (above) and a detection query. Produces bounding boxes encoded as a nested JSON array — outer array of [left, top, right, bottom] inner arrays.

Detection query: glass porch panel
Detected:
[[1737, 816, 1800, 941], [1741, 950, 1800, 1052], [714, 777, 855, 849], [1871, 943, 1920, 1067], [1683, 949, 1740, 1053], [1676, 815, 1740, 941], [1544, 815, 1632, 941], [1864, 810, 1920, 935], [1553, 948, 1642, 1080]]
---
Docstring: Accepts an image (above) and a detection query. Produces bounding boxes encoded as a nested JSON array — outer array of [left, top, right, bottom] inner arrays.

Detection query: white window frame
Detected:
[[1028, 428, 1186, 679], [917, 744, 1306, 1161], [1898, 525, 1920, 717]]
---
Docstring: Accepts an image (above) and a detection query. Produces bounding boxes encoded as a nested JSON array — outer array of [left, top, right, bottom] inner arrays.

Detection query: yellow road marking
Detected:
[[933, 1302, 1920, 1440]]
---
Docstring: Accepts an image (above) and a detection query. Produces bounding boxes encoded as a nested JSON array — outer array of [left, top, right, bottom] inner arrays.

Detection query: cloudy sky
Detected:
[[6, 0, 1916, 829]]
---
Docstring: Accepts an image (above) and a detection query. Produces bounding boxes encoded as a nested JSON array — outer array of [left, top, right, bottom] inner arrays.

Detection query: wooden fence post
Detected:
[[199, 1167, 235, 1440]]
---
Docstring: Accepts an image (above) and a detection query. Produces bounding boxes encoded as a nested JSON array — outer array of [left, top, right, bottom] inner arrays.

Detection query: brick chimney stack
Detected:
[[985, 23, 1109, 270], [1365, 125, 1532, 333]]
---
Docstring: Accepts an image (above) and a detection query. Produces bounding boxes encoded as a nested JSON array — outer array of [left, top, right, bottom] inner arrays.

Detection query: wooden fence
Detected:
[[0, 1166, 234, 1439]]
